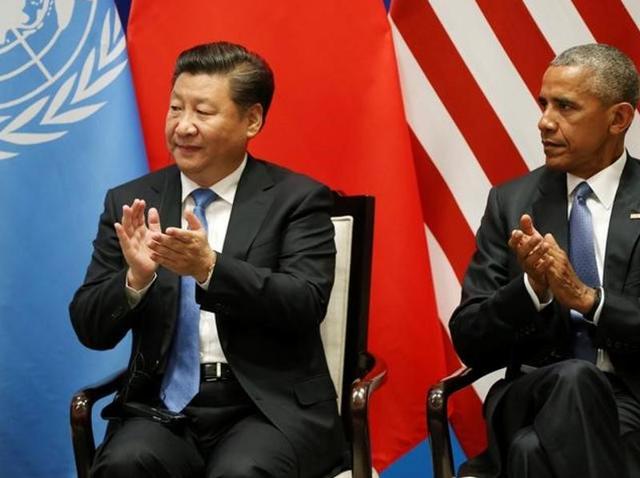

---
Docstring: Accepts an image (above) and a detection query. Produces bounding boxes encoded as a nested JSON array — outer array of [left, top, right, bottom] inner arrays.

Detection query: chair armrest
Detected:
[[427, 366, 494, 478], [70, 368, 127, 478], [350, 352, 387, 478]]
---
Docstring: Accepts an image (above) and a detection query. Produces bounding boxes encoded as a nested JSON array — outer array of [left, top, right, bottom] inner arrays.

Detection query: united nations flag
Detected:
[[0, 1, 147, 476]]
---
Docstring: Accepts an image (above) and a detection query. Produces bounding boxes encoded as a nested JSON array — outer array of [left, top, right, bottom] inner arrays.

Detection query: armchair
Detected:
[[70, 193, 386, 478]]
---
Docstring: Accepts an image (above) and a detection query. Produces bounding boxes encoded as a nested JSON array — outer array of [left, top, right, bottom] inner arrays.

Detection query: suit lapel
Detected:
[[532, 168, 569, 250], [604, 155, 640, 292], [152, 166, 182, 358], [155, 166, 182, 230], [223, 157, 275, 258], [531, 169, 571, 339]]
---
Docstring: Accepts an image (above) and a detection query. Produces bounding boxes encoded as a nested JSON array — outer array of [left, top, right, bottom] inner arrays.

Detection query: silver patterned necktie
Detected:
[[568, 181, 598, 363], [161, 188, 217, 412]]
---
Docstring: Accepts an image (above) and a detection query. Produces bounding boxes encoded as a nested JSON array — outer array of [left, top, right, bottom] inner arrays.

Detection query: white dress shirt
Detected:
[[180, 157, 246, 364], [126, 156, 247, 364]]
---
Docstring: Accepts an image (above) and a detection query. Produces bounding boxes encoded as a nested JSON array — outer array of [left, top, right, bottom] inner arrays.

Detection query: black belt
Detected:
[[200, 362, 235, 382]]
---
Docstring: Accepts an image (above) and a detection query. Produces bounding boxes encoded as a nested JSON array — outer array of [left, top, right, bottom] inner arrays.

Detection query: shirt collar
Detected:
[[180, 154, 247, 205], [566, 151, 627, 210]]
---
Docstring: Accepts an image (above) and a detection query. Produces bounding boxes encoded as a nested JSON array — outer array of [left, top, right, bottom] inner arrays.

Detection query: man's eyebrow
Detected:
[[553, 95, 578, 105], [539, 94, 577, 105], [169, 91, 213, 105]]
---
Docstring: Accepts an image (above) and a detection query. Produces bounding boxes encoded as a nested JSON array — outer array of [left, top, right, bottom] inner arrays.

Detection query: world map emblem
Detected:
[[0, 0, 128, 160]]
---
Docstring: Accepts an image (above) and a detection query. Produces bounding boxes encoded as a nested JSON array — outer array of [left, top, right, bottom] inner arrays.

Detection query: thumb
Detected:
[[185, 210, 204, 231], [520, 214, 537, 236], [148, 207, 162, 232]]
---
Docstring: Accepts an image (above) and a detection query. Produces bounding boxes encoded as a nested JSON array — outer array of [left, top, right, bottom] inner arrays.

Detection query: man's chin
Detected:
[[544, 155, 568, 172], [174, 154, 203, 170]]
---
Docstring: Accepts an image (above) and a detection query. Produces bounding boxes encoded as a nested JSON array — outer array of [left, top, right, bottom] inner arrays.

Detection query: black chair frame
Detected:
[[427, 366, 495, 478]]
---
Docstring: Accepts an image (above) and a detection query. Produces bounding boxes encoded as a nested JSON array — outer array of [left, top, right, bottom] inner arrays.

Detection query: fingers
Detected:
[[509, 215, 552, 288], [121, 199, 147, 236], [152, 227, 194, 245], [133, 199, 146, 228], [184, 210, 203, 231], [523, 242, 551, 281], [148, 207, 162, 233], [149, 241, 180, 264], [510, 228, 545, 260], [508, 229, 523, 250], [148, 225, 210, 277], [541, 233, 565, 261], [149, 229, 204, 256], [114, 222, 127, 246], [544, 233, 558, 247]]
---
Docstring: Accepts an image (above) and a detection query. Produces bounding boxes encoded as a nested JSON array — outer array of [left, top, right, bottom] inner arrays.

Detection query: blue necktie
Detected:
[[161, 188, 217, 412], [568, 181, 598, 363]]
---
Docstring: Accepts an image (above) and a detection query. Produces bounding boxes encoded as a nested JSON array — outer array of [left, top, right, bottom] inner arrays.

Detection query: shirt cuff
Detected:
[[592, 287, 605, 324], [197, 267, 214, 290], [125, 273, 157, 308], [523, 273, 553, 311]]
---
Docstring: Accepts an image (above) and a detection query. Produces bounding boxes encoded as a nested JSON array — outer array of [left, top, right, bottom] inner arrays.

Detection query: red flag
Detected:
[[127, 0, 448, 470]]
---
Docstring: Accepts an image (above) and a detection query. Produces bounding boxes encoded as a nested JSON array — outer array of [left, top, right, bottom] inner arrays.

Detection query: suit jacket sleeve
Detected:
[[450, 186, 562, 370], [196, 181, 336, 336], [596, 286, 640, 356], [69, 187, 170, 351]]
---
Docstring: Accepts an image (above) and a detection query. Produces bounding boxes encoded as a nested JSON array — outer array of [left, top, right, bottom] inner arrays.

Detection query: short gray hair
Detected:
[[551, 43, 639, 108]]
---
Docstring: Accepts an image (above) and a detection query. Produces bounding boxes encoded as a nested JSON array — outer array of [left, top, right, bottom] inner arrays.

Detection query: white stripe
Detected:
[[390, 20, 490, 233], [524, 0, 640, 156], [425, 225, 503, 402], [621, 0, 640, 27], [425, 226, 462, 335], [626, 117, 640, 158], [429, 0, 544, 171], [524, 0, 595, 53]]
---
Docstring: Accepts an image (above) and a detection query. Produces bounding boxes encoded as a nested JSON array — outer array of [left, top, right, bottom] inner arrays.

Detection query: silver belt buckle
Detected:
[[216, 362, 222, 378]]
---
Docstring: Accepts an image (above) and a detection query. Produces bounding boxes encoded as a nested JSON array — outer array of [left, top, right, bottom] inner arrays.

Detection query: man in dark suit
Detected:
[[70, 42, 346, 478], [451, 44, 640, 478]]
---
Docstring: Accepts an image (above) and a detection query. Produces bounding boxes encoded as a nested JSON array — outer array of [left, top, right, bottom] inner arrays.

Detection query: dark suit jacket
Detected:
[[70, 156, 347, 477], [450, 154, 640, 403], [450, 155, 640, 477]]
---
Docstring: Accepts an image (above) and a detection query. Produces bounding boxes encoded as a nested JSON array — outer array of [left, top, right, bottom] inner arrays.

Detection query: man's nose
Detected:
[[538, 109, 556, 132], [175, 114, 197, 135]]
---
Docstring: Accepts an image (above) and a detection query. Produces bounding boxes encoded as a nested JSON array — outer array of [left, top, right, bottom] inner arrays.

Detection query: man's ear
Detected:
[[609, 102, 635, 135], [246, 103, 264, 138]]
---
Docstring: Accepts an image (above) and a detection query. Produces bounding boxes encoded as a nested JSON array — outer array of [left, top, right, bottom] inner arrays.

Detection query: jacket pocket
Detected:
[[294, 374, 338, 406]]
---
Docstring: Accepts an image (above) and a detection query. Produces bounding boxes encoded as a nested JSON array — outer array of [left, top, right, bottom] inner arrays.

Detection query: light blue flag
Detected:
[[0, 1, 148, 476]]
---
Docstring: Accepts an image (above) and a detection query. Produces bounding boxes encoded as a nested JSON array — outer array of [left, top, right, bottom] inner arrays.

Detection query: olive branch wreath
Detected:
[[0, 8, 127, 160]]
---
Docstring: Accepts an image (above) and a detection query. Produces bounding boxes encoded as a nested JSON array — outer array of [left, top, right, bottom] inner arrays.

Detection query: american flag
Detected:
[[389, 0, 640, 460]]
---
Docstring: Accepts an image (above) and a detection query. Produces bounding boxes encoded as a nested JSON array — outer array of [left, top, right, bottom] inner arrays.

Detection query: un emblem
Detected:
[[0, 0, 128, 160]]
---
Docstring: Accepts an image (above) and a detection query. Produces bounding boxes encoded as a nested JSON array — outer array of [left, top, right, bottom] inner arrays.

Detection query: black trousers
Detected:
[[461, 360, 640, 478], [90, 379, 298, 478]]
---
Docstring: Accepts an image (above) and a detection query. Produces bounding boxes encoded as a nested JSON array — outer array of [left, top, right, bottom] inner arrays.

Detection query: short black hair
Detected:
[[551, 43, 639, 108], [173, 42, 275, 122]]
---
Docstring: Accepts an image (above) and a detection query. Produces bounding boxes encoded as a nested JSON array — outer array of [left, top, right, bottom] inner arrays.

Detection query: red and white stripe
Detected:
[[389, 0, 640, 457]]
